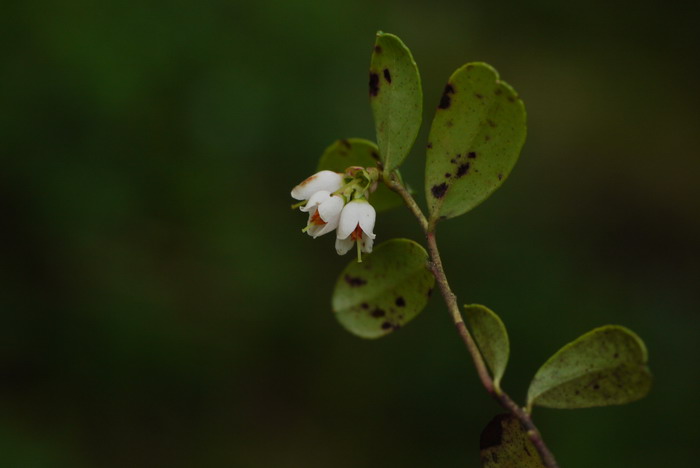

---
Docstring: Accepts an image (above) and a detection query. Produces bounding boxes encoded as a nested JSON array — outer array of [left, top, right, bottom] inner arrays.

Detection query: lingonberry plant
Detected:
[[291, 32, 652, 467]]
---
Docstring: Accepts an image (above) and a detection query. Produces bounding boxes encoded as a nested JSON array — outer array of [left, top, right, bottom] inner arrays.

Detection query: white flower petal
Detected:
[[317, 195, 344, 225], [357, 203, 376, 239], [335, 236, 354, 255], [361, 233, 374, 253], [305, 196, 344, 238], [337, 200, 363, 239], [306, 223, 324, 237], [300, 190, 331, 212], [291, 171, 344, 200], [312, 222, 335, 238]]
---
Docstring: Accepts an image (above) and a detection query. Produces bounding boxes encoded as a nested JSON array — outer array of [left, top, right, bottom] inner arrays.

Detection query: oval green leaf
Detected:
[[369, 32, 422, 173], [317, 138, 402, 213], [464, 304, 509, 389], [332, 238, 434, 339], [480, 414, 545, 468], [527, 325, 652, 409], [425, 62, 526, 221]]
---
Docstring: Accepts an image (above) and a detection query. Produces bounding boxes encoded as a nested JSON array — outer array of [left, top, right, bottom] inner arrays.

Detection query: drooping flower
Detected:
[[291, 170, 345, 201], [300, 190, 345, 238], [335, 199, 376, 260]]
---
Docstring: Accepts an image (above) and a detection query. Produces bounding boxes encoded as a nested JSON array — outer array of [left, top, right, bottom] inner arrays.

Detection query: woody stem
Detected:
[[385, 173, 559, 468]]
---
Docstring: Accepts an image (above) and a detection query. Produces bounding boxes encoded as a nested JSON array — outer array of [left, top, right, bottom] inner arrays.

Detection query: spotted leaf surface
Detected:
[[425, 62, 526, 221], [369, 32, 422, 173], [480, 414, 545, 468], [317, 138, 402, 213], [527, 325, 652, 409], [464, 304, 509, 389], [332, 239, 434, 339]]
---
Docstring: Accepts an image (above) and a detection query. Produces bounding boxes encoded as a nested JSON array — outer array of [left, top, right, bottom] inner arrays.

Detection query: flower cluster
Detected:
[[291, 169, 377, 261]]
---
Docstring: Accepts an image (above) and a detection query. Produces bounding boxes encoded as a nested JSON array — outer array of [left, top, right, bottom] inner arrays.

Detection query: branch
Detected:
[[386, 176, 560, 468], [383, 172, 428, 232]]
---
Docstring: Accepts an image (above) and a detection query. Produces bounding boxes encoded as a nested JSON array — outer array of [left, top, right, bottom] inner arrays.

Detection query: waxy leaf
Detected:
[[369, 32, 422, 173], [317, 138, 402, 213], [527, 325, 652, 409], [464, 304, 509, 388], [332, 239, 434, 339], [480, 414, 545, 468], [425, 63, 526, 221]]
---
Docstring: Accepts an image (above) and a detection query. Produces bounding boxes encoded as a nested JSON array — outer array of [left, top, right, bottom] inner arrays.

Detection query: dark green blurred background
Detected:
[[3, 0, 699, 466]]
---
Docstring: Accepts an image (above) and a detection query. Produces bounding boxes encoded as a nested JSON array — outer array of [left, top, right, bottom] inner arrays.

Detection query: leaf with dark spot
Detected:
[[431, 183, 448, 199], [383, 68, 392, 83], [527, 325, 652, 409], [425, 62, 526, 221], [369, 72, 380, 97], [332, 239, 434, 339], [438, 83, 455, 109], [369, 32, 422, 172], [456, 162, 470, 178], [344, 275, 366, 287]]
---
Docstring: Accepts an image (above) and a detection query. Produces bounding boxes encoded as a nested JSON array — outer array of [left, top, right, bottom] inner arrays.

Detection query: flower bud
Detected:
[[291, 170, 344, 201]]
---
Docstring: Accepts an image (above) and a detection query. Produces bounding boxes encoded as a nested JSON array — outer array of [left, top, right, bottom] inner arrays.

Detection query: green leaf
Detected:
[[425, 62, 526, 221], [527, 325, 652, 409], [317, 138, 402, 213], [332, 239, 434, 339], [369, 32, 422, 173], [464, 304, 509, 388], [480, 414, 545, 468]]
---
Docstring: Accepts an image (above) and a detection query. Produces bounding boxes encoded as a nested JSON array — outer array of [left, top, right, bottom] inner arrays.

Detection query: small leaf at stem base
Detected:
[[464, 304, 509, 388], [480, 414, 545, 468]]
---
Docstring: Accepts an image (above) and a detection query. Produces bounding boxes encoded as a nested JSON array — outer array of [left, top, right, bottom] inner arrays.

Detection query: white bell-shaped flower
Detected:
[[300, 190, 345, 238], [291, 170, 344, 201], [335, 199, 376, 258]]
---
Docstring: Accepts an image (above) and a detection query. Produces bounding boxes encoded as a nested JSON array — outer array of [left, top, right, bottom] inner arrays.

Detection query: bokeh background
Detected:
[[3, 0, 699, 466]]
